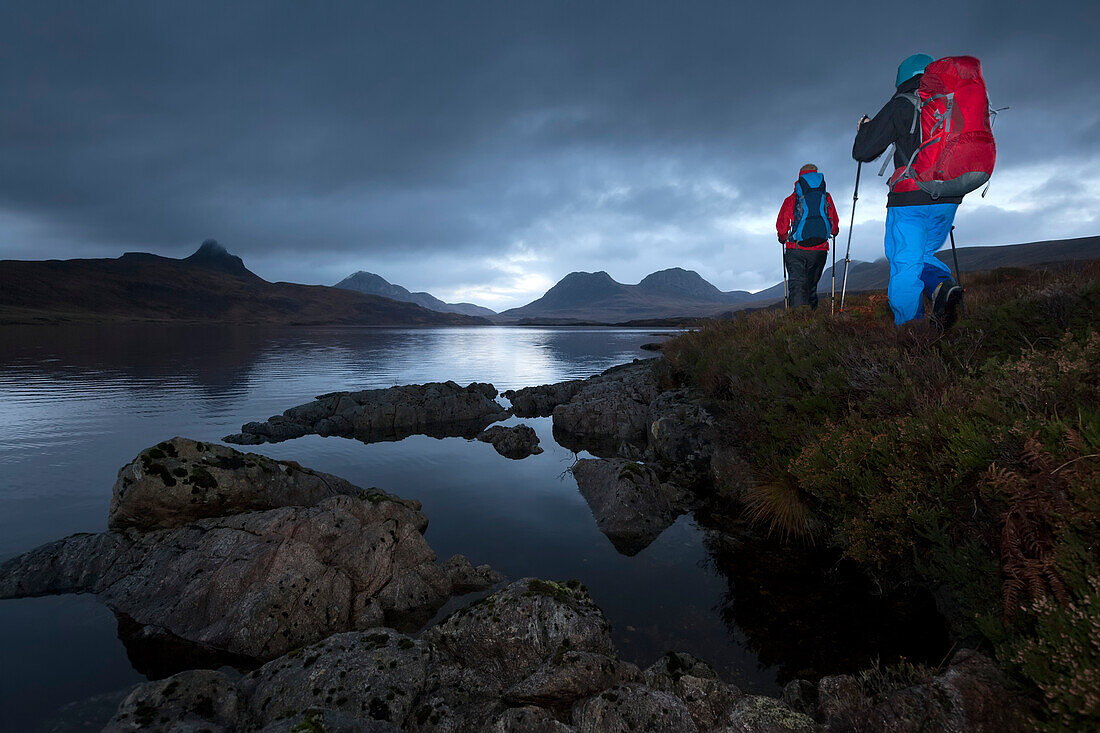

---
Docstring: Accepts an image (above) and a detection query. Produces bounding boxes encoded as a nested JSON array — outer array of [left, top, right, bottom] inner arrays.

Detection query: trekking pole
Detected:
[[839, 161, 862, 312], [949, 225, 966, 318], [830, 235, 837, 315], [781, 242, 789, 311]]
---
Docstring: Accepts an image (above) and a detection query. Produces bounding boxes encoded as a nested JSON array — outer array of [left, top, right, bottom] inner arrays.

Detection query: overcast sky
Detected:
[[2, 1, 1097, 308]]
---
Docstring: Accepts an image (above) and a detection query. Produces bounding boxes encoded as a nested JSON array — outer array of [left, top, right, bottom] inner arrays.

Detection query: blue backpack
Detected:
[[790, 173, 829, 246]]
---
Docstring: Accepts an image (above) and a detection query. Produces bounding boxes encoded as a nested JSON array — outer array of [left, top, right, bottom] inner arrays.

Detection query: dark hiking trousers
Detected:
[[784, 248, 828, 310]]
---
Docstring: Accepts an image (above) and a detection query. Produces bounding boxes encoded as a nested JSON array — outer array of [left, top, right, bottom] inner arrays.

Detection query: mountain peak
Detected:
[[334, 271, 497, 317], [337, 271, 396, 290], [195, 239, 228, 256], [183, 239, 256, 279], [638, 267, 724, 301]]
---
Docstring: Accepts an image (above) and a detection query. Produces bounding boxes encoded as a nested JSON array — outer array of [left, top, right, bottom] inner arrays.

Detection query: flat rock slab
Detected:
[[476, 424, 544, 459], [109, 437, 370, 531], [224, 381, 511, 445], [75, 438, 501, 663], [2, 468, 499, 660], [571, 458, 692, 556]]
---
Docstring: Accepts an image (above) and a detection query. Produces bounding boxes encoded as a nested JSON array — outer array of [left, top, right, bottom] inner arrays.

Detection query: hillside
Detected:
[[334, 271, 496, 317], [0, 241, 490, 327], [748, 235, 1100, 306], [663, 261, 1100, 730]]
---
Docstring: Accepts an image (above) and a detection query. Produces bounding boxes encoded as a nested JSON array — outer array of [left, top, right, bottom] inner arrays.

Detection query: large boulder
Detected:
[[104, 575, 1002, 732], [225, 381, 510, 445], [644, 652, 742, 730], [104, 669, 241, 733], [644, 389, 722, 488], [571, 458, 692, 556], [504, 380, 587, 418], [721, 695, 817, 732], [1, 494, 499, 660], [238, 629, 436, 727], [493, 705, 576, 732], [109, 437, 370, 531], [423, 578, 615, 687], [100, 579, 646, 732], [476, 424, 544, 459], [552, 363, 660, 455], [504, 650, 641, 709], [571, 684, 698, 732]]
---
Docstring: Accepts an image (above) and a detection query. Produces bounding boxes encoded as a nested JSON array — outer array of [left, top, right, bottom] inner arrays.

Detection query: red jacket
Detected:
[[776, 176, 840, 251]]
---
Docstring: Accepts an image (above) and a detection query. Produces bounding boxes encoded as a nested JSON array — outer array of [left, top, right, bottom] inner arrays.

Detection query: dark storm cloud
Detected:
[[1, 1, 1097, 304]]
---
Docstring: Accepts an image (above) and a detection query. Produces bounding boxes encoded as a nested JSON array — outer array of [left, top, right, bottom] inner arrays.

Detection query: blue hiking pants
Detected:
[[884, 203, 958, 325]]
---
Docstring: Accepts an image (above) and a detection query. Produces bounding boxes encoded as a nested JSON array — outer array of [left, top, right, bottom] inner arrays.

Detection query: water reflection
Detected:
[[705, 530, 950, 685], [0, 324, 948, 730]]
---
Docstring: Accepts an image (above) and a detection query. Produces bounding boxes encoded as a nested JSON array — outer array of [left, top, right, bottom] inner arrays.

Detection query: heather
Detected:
[[663, 262, 1100, 730]]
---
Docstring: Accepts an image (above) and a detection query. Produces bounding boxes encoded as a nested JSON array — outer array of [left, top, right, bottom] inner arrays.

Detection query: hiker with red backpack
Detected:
[[852, 54, 996, 329], [776, 164, 840, 310]]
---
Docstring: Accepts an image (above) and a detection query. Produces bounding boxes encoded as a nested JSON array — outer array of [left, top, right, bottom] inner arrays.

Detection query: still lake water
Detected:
[[0, 325, 948, 730]]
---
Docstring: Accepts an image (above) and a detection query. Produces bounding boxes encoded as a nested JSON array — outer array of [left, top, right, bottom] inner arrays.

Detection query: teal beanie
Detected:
[[896, 53, 934, 87]]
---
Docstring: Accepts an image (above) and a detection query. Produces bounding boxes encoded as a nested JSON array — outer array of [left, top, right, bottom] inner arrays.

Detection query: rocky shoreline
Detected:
[[0, 362, 1031, 731]]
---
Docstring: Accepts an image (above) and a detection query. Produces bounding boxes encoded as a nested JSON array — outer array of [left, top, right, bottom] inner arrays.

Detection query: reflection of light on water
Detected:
[[0, 324, 699, 729], [242, 326, 676, 394]]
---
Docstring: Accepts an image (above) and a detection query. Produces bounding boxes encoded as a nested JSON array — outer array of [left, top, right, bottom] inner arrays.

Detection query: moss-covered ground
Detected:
[[662, 262, 1100, 731]]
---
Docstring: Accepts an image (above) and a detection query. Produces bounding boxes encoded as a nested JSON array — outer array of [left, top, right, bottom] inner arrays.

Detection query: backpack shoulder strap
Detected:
[[895, 91, 921, 134], [878, 92, 922, 177]]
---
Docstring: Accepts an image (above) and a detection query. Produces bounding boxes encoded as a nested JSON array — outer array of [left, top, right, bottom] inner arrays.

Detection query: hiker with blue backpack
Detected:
[[776, 164, 840, 310], [851, 53, 997, 330]]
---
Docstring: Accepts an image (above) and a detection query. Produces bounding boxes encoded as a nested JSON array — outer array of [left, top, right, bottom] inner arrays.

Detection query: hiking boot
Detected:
[[931, 281, 964, 330]]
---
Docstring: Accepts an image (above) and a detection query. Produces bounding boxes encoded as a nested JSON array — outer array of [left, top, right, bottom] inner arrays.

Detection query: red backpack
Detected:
[[889, 56, 997, 199]]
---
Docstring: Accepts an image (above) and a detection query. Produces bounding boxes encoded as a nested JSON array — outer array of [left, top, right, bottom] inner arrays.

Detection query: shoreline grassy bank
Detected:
[[663, 263, 1100, 730]]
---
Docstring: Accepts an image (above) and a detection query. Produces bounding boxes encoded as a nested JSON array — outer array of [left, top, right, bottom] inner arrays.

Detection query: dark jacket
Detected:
[[852, 75, 963, 208]]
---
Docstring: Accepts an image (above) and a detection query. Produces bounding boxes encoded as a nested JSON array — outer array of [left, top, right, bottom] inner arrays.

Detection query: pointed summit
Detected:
[[183, 239, 257, 279]]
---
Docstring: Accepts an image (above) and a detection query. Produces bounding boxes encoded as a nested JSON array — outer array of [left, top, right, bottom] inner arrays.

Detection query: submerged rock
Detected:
[[571, 458, 692, 556], [109, 436, 367, 531], [224, 381, 511, 445], [1, 443, 500, 661], [476, 424, 544, 459]]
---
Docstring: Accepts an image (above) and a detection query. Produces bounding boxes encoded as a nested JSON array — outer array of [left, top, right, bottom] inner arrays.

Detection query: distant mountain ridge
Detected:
[[748, 235, 1100, 306], [0, 241, 489, 326], [497, 267, 756, 323], [502, 236, 1100, 323], [334, 271, 496, 317]]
